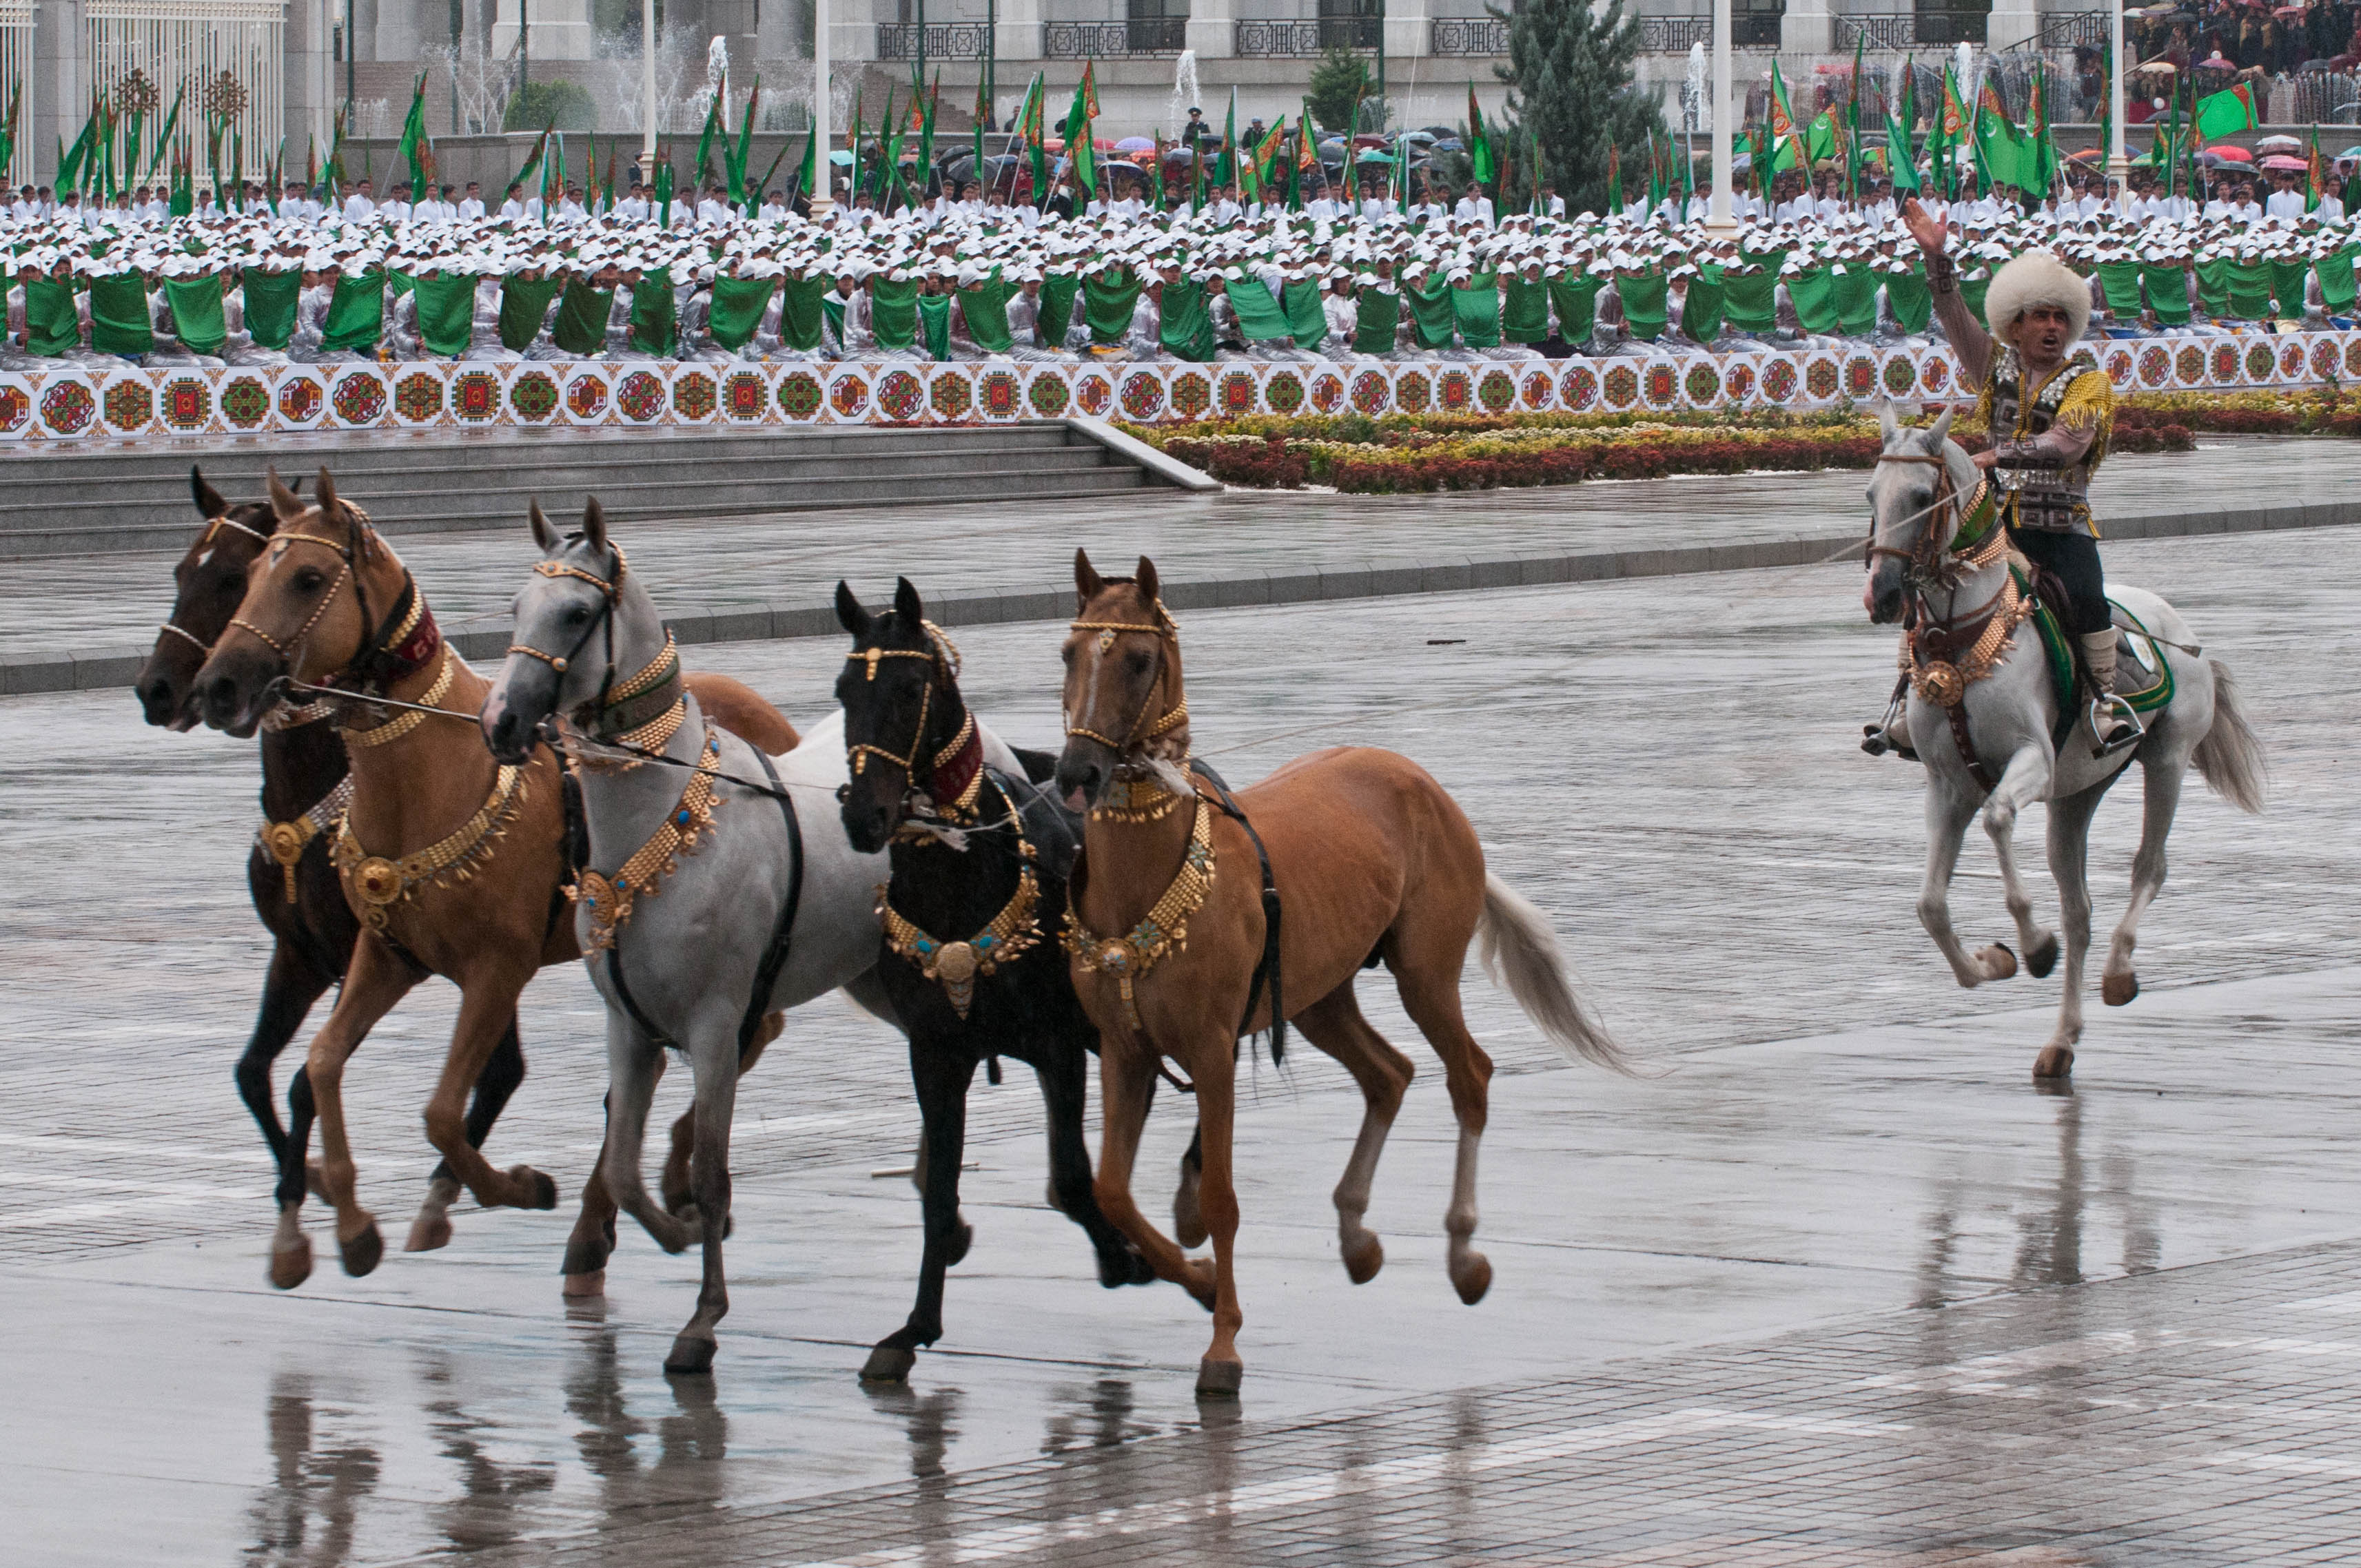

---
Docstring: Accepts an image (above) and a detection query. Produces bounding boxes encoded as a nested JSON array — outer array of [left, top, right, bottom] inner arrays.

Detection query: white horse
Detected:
[[480, 502, 1019, 1374], [1863, 404, 2266, 1080]]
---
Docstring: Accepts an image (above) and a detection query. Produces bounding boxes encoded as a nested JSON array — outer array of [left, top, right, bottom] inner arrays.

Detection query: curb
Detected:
[[18, 497, 2354, 700]]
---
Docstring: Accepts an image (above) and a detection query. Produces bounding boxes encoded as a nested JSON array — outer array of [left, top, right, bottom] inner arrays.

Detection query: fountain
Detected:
[[1168, 50, 1200, 141]]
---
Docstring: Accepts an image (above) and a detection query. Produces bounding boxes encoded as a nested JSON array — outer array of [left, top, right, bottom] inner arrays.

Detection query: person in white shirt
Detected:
[[343, 179, 376, 221], [558, 184, 589, 222], [696, 185, 731, 226], [458, 182, 487, 220], [2263, 169, 2309, 224], [758, 189, 790, 222], [498, 182, 529, 221], [1454, 189, 1496, 227]]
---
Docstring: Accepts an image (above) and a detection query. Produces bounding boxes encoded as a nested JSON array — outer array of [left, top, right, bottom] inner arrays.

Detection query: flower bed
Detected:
[[1122, 396, 2281, 494]]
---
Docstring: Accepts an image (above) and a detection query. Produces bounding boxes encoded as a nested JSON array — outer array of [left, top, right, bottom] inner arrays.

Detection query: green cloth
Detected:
[[1615, 272, 1668, 341], [1883, 267, 1931, 335], [706, 275, 776, 351], [819, 293, 846, 351], [89, 274, 156, 358], [2270, 260, 2311, 322], [1281, 280, 1329, 351], [777, 274, 828, 352], [1352, 289, 1401, 355], [320, 271, 387, 355], [1679, 269, 1725, 343], [2095, 261, 2145, 320], [957, 274, 1016, 354], [1157, 278, 1215, 362], [1501, 276, 1551, 344], [2316, 245, 2359, 315], [2224, 260, 2274, 322], [1083, 269, 1144, 347], [1786, 266, 1839, 335], [2144, 264, 2192, 327], [1739, 245, 1790, 273], [498, 274, 564, 351], [1449, 273, 1500, 349], [1722, 269, 1779, 334], [2192, 257, 2229, 317], [1546, 275, 1602, 345], [1039, 273, 1080, 348], [1961, 274, 1991, 327], [161, 275, 227, 356], [410, 274, 479, 358], [628, 269, 676, 356], [1403, 276, 1458, 350], [387, 270, 414, 299], [868, 276, 919, 352], [241, 268, 301, 351], [1223, 276, 1290, 343], [1832, 267, 1878, 337], [917, 293, 952, 360], [23, 278, 81, 357]]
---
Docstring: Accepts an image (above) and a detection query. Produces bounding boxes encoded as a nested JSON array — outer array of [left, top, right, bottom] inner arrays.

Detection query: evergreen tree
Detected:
[[1494, 0, 1662, 216], [1307, 47, 1376, 136]]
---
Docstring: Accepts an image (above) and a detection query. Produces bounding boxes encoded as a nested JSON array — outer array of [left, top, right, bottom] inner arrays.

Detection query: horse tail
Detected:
[[2192, 657, 2266, 815], [1476, 874, 1633, 1075]]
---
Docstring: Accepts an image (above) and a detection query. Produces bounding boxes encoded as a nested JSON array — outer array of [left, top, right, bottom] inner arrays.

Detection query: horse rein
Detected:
[[1065, 599, 1190, 758], [843, 621, 966, 785]]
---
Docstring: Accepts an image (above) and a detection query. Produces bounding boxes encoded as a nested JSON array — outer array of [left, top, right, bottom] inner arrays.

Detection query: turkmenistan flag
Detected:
[[2191, 82, 2257, 143], [1467, 83, 1494, 186], [1067, 70, 1096, 198]]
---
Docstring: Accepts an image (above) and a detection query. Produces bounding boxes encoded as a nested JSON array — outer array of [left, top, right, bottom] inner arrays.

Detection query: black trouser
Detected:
[[2007, 525, 2111, 636]]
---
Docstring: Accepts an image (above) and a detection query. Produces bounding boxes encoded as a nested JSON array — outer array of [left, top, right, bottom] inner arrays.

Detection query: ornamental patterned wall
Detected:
[[6, 331, 2360, 444]]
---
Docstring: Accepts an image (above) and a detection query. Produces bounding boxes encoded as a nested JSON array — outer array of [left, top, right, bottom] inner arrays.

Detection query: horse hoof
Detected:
[[1976, 943, 2018, 981], [1451, 1252, 1495, 1306], [2033, 1044, 2076, 1081], [404, 1211, 453, 1253], [946, 1221, 973, 1268], [269, 1232, 314, 1291], [1342, 1233, 1385, 1286], [561, 1270, 606, 1299], [664, 1335, 717, 1376], [1195, 1358, 1245, 1399], [2026, 932, 2061, 980], [510, 1166, 560, 1210], [2103, 971, 2140, 1007], [339, 1219, 385, 1278], [859, 1345, 917, 1384], [305, 1161, 331, 1203]]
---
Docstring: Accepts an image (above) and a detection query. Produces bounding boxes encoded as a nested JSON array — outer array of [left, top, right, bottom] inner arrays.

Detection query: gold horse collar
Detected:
[[331, 764, 529, 932]]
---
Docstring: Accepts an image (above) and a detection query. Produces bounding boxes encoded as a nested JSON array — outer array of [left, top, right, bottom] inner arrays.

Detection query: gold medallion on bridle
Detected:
[[1917, 661, 1968, 709], [262, 821, 310, 903]]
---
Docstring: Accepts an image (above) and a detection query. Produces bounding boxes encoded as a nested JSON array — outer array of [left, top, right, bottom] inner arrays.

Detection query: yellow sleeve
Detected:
[[2055, 368, 2113, 462]]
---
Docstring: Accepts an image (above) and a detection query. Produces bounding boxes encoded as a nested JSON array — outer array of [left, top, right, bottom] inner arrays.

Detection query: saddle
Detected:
[[2019, 565, 2176, 716]]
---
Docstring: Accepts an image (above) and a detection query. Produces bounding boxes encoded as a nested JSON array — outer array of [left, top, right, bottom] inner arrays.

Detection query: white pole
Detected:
[[641, 0, 657, 166], [809, 0, 832, 212], [2107, 3, 2129, 201], [1708, 0, 1734, 231]]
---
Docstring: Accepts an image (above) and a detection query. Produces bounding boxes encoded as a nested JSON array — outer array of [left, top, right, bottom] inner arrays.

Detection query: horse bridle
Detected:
[[1867, 449, 2010, 632], [157, 512, 274, 658], [843, 620, 968, 788], [223, 503, 398, 686], [1065, 597, 1189, 759], [506, 539, 650, 739]]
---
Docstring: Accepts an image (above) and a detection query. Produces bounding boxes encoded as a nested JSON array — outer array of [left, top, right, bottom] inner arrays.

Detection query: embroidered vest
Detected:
[[1983, 346, 2107, 535]]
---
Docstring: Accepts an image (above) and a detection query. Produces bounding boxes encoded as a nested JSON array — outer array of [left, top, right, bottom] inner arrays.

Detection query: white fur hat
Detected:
[[1982, 247, 2089, 344]]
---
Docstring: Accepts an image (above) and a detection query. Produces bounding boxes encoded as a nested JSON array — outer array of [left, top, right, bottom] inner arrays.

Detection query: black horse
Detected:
[[835, 577, 1167, 1383], [134, 468, 528, 1240]]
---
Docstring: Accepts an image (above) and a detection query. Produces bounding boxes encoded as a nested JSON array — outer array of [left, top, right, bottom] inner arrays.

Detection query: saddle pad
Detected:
[[2021, 570, 2176, 719]]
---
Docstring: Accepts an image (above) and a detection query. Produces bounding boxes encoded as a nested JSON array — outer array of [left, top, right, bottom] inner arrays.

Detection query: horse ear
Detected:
[[265, 466, 305, 526], [1074, 548, 1105, 609], [190, 464, 227, 519], [314, 467, 340, 533], [835, 580, 872, 639], [1875, 398, 1899, 443], [1135, 555, 1161, 606], [1928, 405, 1956, 447], [529, 499, 558, 550], [894, 575, 925, 626], [582, 496, 608, 553]]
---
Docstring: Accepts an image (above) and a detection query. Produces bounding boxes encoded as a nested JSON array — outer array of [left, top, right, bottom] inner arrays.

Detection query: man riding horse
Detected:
[[1873, 198, 2140, 757]]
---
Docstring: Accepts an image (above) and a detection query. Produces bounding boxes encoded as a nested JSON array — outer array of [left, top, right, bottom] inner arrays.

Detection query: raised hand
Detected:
[[1899, 196, 1948, 258]]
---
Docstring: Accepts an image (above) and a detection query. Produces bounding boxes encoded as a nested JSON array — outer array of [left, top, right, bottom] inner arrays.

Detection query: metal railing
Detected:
[[1431, 17, 1510, 56], [1834, 13, 1918, 50], [1639, 16, 1715, 51], [1043, 18, 1190, 57], [875, 22, 992, 59], [2001, 9, 2104, 52], [1234, 17, 1382, 56]]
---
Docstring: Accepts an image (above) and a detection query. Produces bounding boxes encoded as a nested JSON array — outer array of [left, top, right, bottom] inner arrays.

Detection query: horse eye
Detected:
[[294, 566, 325, 590], [565, 606, 589, 626], [1061, 643, 1076, 665], [1125, 650, 1151, 674]]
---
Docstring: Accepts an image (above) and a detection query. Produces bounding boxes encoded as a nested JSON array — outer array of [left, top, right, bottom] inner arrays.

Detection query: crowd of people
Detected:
[[3, 151, 2358, 373]]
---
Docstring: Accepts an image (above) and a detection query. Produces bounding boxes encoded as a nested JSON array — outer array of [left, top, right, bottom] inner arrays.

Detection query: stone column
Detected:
[[493, 0, 595, 63], [1781, 0, 1832, 57], [285, 0, 338, 152], [995, 0, 1043, 72], [32, 0, 85, 185], [1383, 0, 1430, 63], [1985, 0, 2038, 52], [1187, 0, 1237, 61], [835, 0, 881, 63]]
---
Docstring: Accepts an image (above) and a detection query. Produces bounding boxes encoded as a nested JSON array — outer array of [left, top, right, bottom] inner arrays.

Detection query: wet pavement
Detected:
[[3, 519, 2358, 1564]]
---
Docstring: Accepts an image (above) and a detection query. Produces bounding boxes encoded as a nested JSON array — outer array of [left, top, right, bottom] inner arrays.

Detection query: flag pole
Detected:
[[810, 0, 834, 212], [2107, 0, 2127, 192], [641, 0, 657, 171], [1706, 0, 1735, 234]]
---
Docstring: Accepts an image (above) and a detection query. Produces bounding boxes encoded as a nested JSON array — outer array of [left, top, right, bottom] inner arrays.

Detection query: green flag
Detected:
[[1067, 69, 1096, 199], [2192, 83, 2258, 142], [693, 87, 723, 191], [1467, 84, 1494, 187], [395, 72, 430, 204]]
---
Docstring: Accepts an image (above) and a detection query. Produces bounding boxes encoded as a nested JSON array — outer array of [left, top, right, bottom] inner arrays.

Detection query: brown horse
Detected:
[[193, 466, 796, 1292], [1054, 551, 1628, 1396]]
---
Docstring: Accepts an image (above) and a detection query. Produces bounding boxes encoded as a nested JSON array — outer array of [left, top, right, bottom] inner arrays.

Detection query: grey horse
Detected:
[[1863, 404, 2267, 1080]]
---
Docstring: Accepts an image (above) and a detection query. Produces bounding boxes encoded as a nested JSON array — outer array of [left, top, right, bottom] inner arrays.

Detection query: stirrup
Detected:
[[2090, 694, 2144, 758], [1861, 698, 1918, 762]]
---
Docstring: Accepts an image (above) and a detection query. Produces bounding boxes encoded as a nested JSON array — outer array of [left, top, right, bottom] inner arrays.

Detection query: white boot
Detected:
[[2082, 630, 2142, 756]]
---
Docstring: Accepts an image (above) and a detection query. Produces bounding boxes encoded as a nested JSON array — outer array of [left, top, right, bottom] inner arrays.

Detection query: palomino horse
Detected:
[[482, 502, 903, 1374], [1054, 552, 1628, 1396], [835, 577, 1160, 1383], [136, 468, 526, 1224], [194, 467, 797, 1290], [1864, 405, 2266, 1079]]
